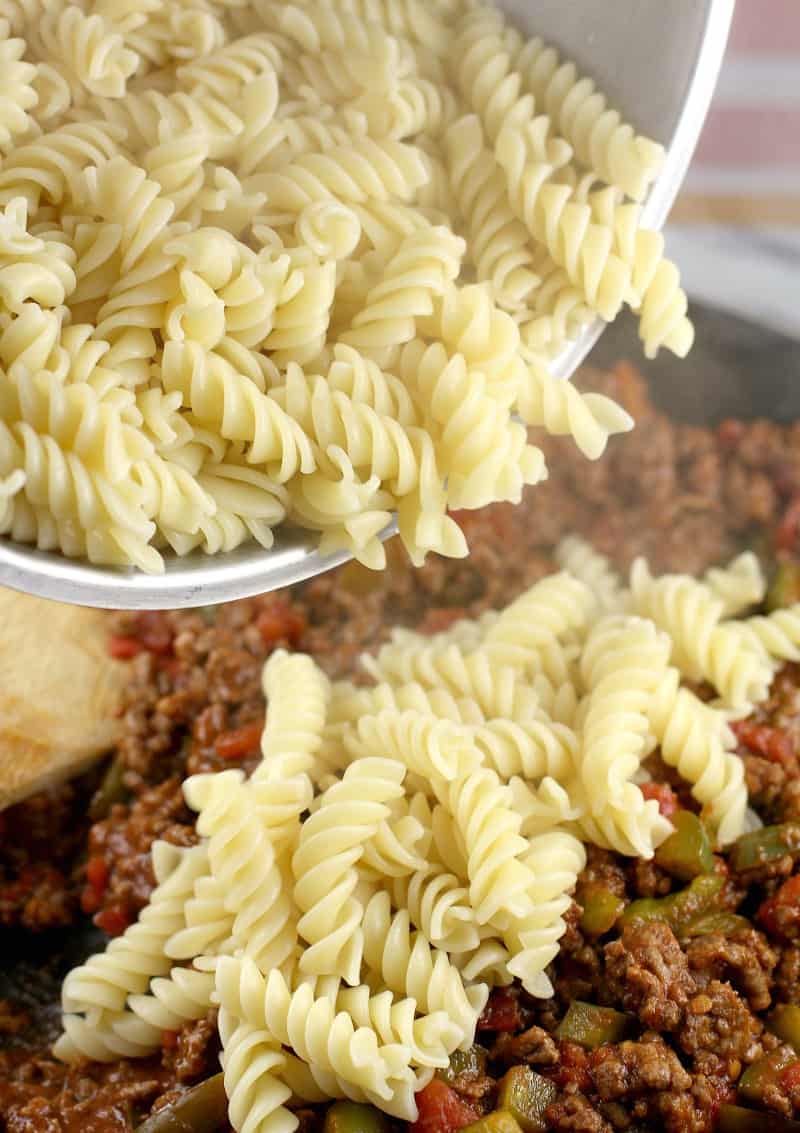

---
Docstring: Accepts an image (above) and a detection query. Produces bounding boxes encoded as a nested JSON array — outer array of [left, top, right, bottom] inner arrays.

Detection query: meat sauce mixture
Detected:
[[3, 364, 800, 1133]]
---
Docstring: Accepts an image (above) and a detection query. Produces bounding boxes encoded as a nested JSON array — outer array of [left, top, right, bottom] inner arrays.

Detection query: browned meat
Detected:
[[775, 945, 800, 1004], [604, 922, 696, 1031], [545, 1087, 614, 1133], [591, 1034, 691, 1099], [686, 929, 777, 1011], [679, 980, 764, 1065], [491, 1025, 559, 1068]]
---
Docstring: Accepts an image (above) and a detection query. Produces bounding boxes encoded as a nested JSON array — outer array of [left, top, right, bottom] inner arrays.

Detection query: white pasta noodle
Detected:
[[361, 890, 487, 1045], [517, 356, 634, 460], [183, 769, 297, 972], [341, 709, 480, 784], [59, 841, 208, 1016], [739, 605, 800, 664], [556, 534, 626, 613], [647, 666, 747, 844], [704, 552, 766, 617], [292, 757, 406, 983], [577, 615, 671, 811], [219, 1013, 297, 1133], [630, 557, 774, 712], [391, 863, 480, 953], [0, 19, 38, 152], [513, 34, 664, 203], [216, 956, 412, 1099]]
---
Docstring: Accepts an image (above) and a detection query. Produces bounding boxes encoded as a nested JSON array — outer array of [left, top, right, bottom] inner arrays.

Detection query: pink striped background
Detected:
[[676, 0, 800, 224]]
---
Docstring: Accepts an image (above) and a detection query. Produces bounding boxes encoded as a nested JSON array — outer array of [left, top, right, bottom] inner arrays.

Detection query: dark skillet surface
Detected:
[[1, 302, 797, 1050]]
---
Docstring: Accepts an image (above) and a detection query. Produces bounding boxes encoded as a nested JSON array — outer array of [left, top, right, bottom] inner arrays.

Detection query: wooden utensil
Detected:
[[0, 588, 126, 809]]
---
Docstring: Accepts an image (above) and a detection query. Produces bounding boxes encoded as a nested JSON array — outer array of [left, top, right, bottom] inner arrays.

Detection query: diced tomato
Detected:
[[732, 720, 794, 766], [161, 1030, 179, 1051], [780, 1062, 800, 1092], [108, 635, 143, 660], [256, 605, 306, 647], [757, 875, 800, 939], [80, 885, 101, 915], [477, 987, 523, 1033], [86, 855, 109, 891], [549, 1042, 591, 1092], [410, 1079, 479, 1133], [776, 496, 800, 553], [640, 782, 679, 818], [215, 719, 265, 761], [135, 612, 173, 655], [94, 904, 131, 937]]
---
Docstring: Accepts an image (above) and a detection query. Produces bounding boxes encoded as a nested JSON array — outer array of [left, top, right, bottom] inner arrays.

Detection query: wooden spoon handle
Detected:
[[0, 588, 126, 809]]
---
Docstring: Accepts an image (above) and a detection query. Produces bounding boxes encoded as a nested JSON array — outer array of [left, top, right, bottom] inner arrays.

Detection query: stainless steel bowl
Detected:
[[0, 0, 735, 609]]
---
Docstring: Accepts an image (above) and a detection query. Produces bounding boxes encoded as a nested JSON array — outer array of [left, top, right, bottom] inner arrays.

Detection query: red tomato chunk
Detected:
[[410, 1079, 480, 1133]]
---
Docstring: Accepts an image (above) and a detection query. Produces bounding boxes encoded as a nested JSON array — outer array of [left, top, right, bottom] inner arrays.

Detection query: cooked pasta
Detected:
[[56, 547, 795, 1124], [0, 0, 694, 570]]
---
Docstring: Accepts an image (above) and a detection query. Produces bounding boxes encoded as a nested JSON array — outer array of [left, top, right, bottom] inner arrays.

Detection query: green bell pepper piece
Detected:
[[719, 1104, 800, 1133], [577, 884, 625, 936], [462, 1112, 523, 1133], [497, 1067, 557, 1133], [619, 874, 724, 931], [324, 1102, 389, 1133], [678, 912, 751, 942], [555, 1002, 632, 1049], [438, 1044, 489, 1085], [135, 1074, 228, 1133], [654, 811, 714, 880], [739, 1048, 798, 1103], [730, 824, 800, 873], [768, 1005, 800, 1055]]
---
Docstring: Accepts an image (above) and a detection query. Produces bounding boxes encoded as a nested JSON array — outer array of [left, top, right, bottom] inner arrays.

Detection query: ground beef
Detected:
[[775, 945, 800, 1004], [161, 1013, 220, 1085], [545, 1087, 613, 1133], [686, 929, 777, 1011], [591, 1034, 692, 1100], [85, 779, 197, 929], [604, 922, 696, 1032], [491, 1025, 559, 1069], [679, 980, 764, 1066], [553, 903, 604, 1005]]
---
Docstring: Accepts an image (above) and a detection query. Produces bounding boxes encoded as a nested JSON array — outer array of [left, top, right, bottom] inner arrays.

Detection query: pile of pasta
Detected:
[[55, 540, 800, 1128], [0, 0, 693, 572]]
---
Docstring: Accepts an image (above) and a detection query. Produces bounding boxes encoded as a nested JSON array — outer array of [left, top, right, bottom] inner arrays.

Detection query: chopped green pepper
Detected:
[[768, 1005, 800, 1054], [618, 874, 724, 931], [555, 1002, 633, 1048], [678, 912, 751, 942], [654, 811, 714, 880], [577, 884, 625, 936], [135, 1074, 228, 1133], [739, 1048, 798, 1103], [497, 1067, 557, 1133], [767, 562, 800, 612], [438, 1044, 489, 1085], [719, 1104, 800, 1133], [730, 824, 800, 873], [89, 757, 128, 821], [462, 1112, 523, 1133], [324, 1102, 389, 1133]]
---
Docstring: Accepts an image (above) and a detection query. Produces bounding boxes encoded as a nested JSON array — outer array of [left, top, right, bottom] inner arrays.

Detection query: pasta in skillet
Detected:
[[57, 547, 791, 1131], [0, 0, 689, 573]]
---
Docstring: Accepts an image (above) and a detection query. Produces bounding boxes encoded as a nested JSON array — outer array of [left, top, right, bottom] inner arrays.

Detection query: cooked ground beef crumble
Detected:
[[3, 362, 800, 1133]]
